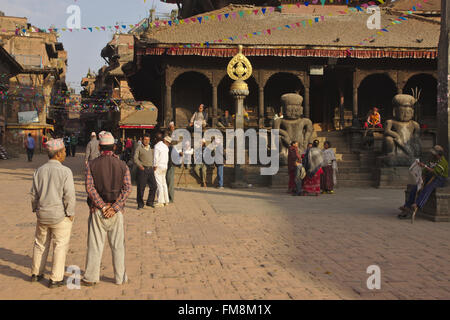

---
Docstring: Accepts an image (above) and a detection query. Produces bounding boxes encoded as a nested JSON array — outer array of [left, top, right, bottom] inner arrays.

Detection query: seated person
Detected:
[[399, 145, 448, 219], [218, 110, 233, 128], [232, 109, 250, 126], [273, 111, 283, 121], [364, 107, 383, 129]]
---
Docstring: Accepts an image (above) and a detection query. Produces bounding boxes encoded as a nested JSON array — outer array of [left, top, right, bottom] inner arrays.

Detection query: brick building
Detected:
[[0, 13, 68, 153], [0, 45, 23, 145]]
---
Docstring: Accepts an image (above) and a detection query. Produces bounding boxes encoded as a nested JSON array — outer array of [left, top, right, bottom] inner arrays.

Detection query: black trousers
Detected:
[[26, 148, 34, 161], [136, 167, 157, 207], [71, 145, 76, 157]]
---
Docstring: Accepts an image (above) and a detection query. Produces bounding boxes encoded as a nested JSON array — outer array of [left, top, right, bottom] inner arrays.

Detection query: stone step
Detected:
[[338, 167, 374, 174], [337, 179, 376, 188], [337, 160, 361, 168], [337, 172, 374, 180], [339, 153, 359, 161]]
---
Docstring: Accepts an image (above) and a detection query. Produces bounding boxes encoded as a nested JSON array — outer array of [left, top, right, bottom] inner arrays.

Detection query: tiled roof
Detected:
[[141, 5, 439, 50]]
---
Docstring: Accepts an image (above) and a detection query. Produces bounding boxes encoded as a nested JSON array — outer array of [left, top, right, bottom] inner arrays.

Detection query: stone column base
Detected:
[[405, 185, 450, 222], [376, 167, 416, 188]]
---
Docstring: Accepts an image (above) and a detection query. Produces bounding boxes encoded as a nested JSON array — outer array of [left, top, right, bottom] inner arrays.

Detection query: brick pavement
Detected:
[[0, 153, 449, 299]]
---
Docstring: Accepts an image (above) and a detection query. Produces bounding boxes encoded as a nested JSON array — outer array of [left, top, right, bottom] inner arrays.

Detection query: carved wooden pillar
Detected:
[[304, 73, 310, 119], [397, 71, 407, 94], [165, 84, 172, 127], [258, 86, 264, 128], [212, 85, 218, 128], [353, 70, 359, 119]]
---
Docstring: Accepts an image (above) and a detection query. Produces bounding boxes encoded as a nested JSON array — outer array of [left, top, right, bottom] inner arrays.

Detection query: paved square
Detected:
[[0, 154, 449, 299]]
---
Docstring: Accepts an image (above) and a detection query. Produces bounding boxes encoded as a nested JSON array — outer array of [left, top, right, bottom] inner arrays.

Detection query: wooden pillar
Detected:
[[437, 0, 450, 158], [352, 70, 358, 119], [258, 86, 264, 128], [304, 73, 310, 119], [165, 85, 172, 127], [212, 85, 218, 128]]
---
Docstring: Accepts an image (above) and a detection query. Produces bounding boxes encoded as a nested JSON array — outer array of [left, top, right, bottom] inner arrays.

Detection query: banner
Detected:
[[18, 111, 39, 124]]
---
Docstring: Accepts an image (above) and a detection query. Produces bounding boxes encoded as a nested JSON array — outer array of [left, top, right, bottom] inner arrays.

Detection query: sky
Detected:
[[0, 0, 176, 92]]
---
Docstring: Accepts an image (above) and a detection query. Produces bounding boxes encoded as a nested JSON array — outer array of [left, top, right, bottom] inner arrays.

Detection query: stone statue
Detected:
[[273, 93, 313, 165], [382, 94, 421, 166]]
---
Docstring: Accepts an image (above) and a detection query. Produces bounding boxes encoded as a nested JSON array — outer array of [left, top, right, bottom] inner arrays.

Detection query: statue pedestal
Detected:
[[375, 167, 416, 188], [269, 167, 289, 189], [405, 184, 450, 222]]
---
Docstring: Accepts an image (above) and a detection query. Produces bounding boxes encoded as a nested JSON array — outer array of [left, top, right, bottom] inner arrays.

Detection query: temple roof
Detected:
[[140, 4, 439, 53], [389, 0, 441, 13]]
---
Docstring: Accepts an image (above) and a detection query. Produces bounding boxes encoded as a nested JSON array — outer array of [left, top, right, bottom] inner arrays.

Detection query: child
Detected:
[[293, 160, 306, 196]]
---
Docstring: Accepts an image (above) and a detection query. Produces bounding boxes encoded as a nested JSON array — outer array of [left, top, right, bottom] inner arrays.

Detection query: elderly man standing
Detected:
[[85, 132, 100, 164], [30, 138, 76, 288], [82, 131, 132, 286], [134, 133, 157, 210], [154, 136, 171, 208], [194, 139, 208, 188], [189, 104, 208, 130]]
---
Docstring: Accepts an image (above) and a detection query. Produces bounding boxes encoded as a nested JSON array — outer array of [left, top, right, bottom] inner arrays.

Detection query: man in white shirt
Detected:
[[153, 136, 171, 207], [30, 138, 76, 288]]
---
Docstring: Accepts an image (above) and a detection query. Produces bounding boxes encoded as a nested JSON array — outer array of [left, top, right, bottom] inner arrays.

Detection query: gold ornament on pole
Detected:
[[227, 45, 253, 92], [227, 45, 252, 188]]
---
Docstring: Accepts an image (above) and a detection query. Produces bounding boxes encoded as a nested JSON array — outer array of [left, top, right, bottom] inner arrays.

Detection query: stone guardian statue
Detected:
[[273, 93, 313, 165], [382, 94, 421, 166]]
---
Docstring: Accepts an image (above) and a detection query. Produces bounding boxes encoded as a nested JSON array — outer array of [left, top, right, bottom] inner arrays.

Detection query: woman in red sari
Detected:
[[302, 140, 324, 196], [287, 141, 301, 193]]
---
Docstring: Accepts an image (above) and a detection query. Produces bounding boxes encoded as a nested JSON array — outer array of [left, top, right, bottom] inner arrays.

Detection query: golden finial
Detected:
[[227, 45, 252, 81]]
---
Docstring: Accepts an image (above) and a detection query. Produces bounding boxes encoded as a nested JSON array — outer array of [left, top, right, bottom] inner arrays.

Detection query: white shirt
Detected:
[[322, 148, 336, 166], [154, 141, 169, 170]]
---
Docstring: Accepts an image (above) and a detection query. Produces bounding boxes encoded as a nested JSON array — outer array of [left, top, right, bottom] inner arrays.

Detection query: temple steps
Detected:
[[317, 131, 377, 188], [337, 180, 376, 188]]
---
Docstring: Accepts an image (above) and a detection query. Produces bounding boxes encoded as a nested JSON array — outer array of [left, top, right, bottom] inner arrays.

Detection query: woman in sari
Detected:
[[302, 140, 324, 196], [287, 141, 301, 193], [321, 141, 338, 194]]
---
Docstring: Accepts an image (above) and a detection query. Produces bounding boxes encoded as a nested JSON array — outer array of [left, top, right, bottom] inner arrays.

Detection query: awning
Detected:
[[119, 108, 158, 127], [120, 125, 155, 129], [7, 123, 54, 130], [137, 47, 438, 59]]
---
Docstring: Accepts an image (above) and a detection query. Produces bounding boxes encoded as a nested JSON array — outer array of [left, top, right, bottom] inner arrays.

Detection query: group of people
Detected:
[[63, 133, 78, 157], [134, 131, 174, 209], [190, 104, 251, 130], [30, 132, 131, 287], [29, 126, 230, 287], [288, 140, 337, 196]]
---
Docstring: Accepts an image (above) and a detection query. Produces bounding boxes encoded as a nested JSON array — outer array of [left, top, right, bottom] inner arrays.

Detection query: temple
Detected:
[[125, 3, 439, 132]]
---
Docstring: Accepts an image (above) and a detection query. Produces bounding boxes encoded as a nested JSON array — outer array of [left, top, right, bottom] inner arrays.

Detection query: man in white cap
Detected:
[[153, 135, 171, 207], [30, 138, 76, 288], [83, 131, 132, 286], [85, 132, 100, 164]]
